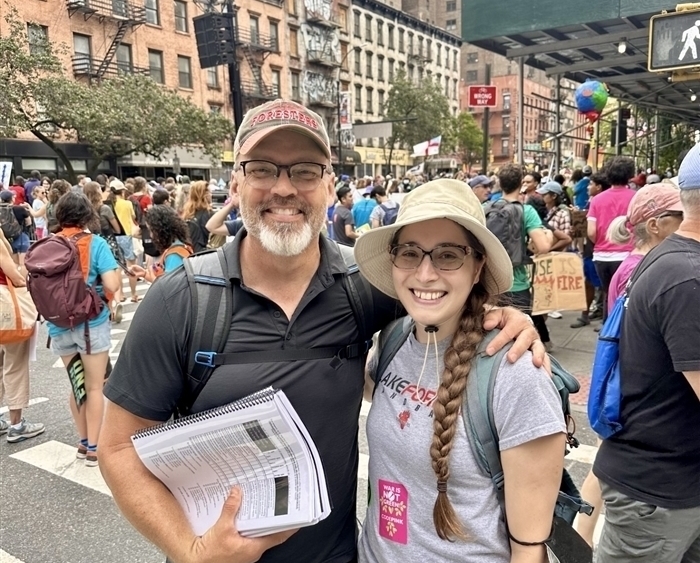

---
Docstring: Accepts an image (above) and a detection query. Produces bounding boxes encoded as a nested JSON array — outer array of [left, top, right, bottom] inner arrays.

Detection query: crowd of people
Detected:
[[0, 96, 698, 563]]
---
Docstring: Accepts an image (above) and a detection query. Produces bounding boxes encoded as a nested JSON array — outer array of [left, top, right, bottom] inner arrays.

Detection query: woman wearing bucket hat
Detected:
[[355, 179, 567, 563], [574, 183, 684, 547]]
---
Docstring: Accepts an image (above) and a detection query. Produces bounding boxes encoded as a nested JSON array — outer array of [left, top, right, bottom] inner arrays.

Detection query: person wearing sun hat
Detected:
[[354, 178, 567, 563], [593, 148, 700, 563]]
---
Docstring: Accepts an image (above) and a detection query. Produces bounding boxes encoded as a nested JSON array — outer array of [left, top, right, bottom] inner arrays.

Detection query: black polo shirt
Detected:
[[105, 232, 398, 563]]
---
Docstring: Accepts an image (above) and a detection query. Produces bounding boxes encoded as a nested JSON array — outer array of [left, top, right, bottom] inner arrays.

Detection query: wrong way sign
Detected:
[[468, 85, 498, 107]]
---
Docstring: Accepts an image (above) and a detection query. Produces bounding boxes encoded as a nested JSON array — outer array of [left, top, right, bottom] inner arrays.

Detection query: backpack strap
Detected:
[[375, 316, 413, 387], [333, 240, 374, 345], [180, 247, 233, 416], [463, 330, 512, 507]]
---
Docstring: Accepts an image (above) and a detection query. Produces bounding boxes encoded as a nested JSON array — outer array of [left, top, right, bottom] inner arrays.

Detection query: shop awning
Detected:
[[332, 150, 362, 165]]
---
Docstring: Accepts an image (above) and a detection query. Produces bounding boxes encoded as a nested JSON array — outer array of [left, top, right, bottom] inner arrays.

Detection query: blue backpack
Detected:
[[588, 252, 676, 439], [380, 203, 399, 225]]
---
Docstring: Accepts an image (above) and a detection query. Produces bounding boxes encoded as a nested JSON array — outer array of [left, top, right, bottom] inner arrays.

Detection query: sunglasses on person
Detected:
[[656, 211, 683, 220]]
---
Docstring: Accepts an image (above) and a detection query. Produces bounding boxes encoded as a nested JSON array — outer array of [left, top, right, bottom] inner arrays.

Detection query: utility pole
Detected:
[[554, 75, 561, 173], [226, 0, 243, 130], [482, 63, 491, 172], [517, 58, 524, 165]]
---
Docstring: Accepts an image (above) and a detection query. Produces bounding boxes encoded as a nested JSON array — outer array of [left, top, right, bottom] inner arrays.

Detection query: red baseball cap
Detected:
[[627, 183, 683, 225]]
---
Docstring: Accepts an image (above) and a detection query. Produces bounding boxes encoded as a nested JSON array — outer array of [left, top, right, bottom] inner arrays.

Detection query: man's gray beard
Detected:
[[240, 204, 325, 257]]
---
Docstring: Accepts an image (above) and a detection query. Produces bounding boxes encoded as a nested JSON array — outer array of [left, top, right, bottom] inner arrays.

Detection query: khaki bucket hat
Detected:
[[353, 179, 513, 298]]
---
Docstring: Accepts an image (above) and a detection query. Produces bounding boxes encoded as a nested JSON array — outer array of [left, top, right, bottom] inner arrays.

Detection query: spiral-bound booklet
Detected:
[[132, 387, 331, 537]]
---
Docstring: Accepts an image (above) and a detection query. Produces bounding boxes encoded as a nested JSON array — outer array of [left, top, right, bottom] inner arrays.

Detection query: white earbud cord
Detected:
[[415, 327, 442, 393]]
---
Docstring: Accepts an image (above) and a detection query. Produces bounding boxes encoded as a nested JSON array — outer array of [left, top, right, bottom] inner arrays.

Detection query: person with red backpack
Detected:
[[25, 192, 120, 467], [128, 205, 192, 282]]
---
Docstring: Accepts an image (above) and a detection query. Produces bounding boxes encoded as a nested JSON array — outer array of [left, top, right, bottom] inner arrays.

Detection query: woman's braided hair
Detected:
[[428, 229, 495, 541]]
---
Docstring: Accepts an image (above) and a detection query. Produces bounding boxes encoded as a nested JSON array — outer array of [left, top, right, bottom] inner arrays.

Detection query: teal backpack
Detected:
[[375, 318, 593, 561]]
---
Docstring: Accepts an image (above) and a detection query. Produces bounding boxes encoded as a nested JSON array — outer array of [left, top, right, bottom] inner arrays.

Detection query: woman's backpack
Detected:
[[25, 232, 104, 353], [154, 244, 193, 279]]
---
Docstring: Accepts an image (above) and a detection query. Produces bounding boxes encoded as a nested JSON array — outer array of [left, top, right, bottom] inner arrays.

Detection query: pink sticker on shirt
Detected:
[[378, 479, 408, 544]]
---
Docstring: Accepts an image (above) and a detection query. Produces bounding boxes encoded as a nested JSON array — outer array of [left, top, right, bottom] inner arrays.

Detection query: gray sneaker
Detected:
[[6, 419, 46, 443], [0, 418, 9, 435]]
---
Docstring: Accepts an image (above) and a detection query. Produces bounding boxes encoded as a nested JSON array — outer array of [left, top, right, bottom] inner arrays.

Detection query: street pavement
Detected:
[[0, 278, 604, 563]]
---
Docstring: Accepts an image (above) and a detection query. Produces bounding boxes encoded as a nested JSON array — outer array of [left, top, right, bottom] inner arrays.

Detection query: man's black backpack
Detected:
[[0, 203, 22, 242], [177, 241, 374, 416], [483, 199, 531, 268]]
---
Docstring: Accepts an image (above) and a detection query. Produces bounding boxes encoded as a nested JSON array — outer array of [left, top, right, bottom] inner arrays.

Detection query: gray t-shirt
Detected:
[[369, 199, 399, 226], [359, 331, 565, 563], [333, 205, 355, 247]]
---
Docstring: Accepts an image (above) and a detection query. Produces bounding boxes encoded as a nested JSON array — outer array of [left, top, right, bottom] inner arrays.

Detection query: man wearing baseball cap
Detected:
[[468, 174, 492, 203], [100, 99, 546, 563], [593, 149, 700, 563]]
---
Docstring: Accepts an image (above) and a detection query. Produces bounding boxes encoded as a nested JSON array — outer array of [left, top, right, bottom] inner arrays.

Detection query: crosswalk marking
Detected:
[[10, 440, 112, 497], [0, 397, 49, 415], [0, 549, 25, 563]]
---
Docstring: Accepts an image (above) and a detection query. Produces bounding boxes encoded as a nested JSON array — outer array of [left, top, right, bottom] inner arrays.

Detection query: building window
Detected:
[[366, 52, 373, 78], [73, 33, 91, 63], [207, 67, 219, 88], [453, 50, 458, 71], [446, 0, 456, 10], [503, 93, 511, 111], [377, 56, 384, 81], [355, 85, 362, 112], [366, 88, 373, 114], [436, 45, 441, 65], [340, 42, 348, 69], [466, 70, 477, 82], [250, 16, 259, 44], [398, 29, 404, 53], [418, 37, 423, 57], [377, 21, 383, 46], [426, 40, 432, 60], [453, 78, 458, 100], [388, 58, 394, 81], [289, 28, 299, 57], [209, 104, 222, 114], [271, 70, 281, 96], [408, 64, 414, 81], [354, 49, 361, 74], [408, 33, 414, 55], [291, 71, 301, 100], [378, 90, 384, 115], [287, 0, 297, 15], [174, 0, 187, 32], [365, 16, 372, 41], [502, 115, 510, 131], [388, 25, 394, 49], [444, 75, 449, 97], [467, 51, 478, 63], [27, 24, 48, 55], [177, 55, 192, 88], [269, 21, 279, 51], [116, 43, 133, 73], [501, 138, 509, 155], [148, 49, 164, 83], [353, 11, 361, 38], [339, 7, 347, 31], [145, 0, 159, 25], [445, 19, 456, 31]]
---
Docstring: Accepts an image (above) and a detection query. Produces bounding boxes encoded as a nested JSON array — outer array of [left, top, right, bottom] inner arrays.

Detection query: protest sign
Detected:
[[532, 253, 586, 315]]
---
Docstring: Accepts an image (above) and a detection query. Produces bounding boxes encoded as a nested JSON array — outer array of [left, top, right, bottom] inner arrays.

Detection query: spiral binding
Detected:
[[132, 387, 277, 440]]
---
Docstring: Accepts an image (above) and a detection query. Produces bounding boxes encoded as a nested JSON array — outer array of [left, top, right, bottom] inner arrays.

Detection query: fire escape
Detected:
[[67, 0, 147, 81], [235, 28, 278, 110]]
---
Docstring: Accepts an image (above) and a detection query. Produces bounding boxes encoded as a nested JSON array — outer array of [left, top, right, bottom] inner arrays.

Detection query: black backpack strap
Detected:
[[180, 247, 233, 416], [333, 240, 374, 345], [375, 316, 413, 388]]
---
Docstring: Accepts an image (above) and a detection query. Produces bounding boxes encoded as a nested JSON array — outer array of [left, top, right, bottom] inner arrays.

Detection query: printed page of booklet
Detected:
[[131, 387, 331, 537]]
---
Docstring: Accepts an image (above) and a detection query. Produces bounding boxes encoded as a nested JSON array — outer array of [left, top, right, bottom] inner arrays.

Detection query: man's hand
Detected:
[[483, 306, 547, 367], [187, 487, 297, 563]]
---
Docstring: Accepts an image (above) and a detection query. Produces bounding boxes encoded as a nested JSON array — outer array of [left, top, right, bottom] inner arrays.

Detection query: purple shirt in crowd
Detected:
[[607, 253, 644, 311]]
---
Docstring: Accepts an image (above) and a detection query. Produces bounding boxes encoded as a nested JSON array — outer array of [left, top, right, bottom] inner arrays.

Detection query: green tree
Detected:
[[444, 112, 484, 167], [0, 6, 233, 182], [381, 70, 452, 169]]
